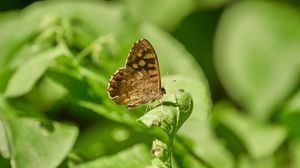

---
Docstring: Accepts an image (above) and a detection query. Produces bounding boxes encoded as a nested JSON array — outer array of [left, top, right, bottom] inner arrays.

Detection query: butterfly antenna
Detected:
[[162, 68, 176, 88], [162, 68, 169, 88], [162, 79, 177, 89], [160, 68, 175, 107]]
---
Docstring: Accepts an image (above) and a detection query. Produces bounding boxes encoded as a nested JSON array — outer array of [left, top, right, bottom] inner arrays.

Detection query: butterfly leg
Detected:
[[144, 104, 151, 114], [159, 98, 165, 112]]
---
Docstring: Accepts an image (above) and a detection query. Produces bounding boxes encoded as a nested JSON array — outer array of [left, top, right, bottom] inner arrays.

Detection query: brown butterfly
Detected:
[[107, 39, 165, 109]]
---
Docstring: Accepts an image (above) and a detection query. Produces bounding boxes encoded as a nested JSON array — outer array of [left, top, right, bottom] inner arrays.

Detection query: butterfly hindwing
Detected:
[[107, 39, 164, 109]]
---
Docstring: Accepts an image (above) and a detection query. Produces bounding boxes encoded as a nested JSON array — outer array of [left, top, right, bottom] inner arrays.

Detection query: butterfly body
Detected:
[[107, 39, 165, 109]]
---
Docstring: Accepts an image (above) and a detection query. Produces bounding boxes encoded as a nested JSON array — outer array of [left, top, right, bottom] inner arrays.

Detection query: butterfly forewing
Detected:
[[107, 39, 164, 108]]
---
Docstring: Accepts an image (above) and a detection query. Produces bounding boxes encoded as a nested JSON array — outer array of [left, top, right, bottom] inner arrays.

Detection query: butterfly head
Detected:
[[161, 87, 166, 95]]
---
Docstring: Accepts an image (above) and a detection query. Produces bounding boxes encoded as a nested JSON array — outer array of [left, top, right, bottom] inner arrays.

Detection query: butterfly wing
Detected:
[[107, 39, 163, 108], [125, 39, 162, 91], [108, 68, 162, 108]]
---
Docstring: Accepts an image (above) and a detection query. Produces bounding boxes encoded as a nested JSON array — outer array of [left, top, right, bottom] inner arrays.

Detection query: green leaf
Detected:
[[4, 47, 68, 98], [0, 155, 10, 168], [2, 117, 78, 168], [151, 139, 169, 160], [213, 101, 287, 159], [147, 158, 168, 168], [215, 1, 300, 119], [173, 139, 207, 168], [139, 30, 220, 168], [138, 89, 193, 167], [73, 122, 154, 161], [123, 0, 195, 31], [0, 120, 10, 159], [238, 155, 276, 168], [195, 0, 233, 9], [74, 144, 152, 168], [46, 69, 94, 101], [290, 140, 300, 168], [46, 67, 138, 125], [0, 1, 127, 69], [24, 77, 67, 112], [0, 68, 14, 95], [0, 96, 20, 118], [77, 100, 137, 126], [0, 1, 241, 168], [0, 11, 20, 68], [138, 89, 193, 136], [162, 75, 234, 168], [280, 89, 300, 138]]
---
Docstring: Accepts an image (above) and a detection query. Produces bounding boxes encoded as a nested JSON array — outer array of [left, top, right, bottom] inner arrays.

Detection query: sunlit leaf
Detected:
[[215, 1, 300, 119], [2, 117, 78, 168], [74, 144, 151, 168], [5, 47, 68, 98], [214, 101, 287, 159], [280, 89, 300, 138]]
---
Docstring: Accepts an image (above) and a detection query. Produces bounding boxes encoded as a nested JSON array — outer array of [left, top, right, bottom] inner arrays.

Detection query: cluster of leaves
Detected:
[[0, 0, 300, 168], [174, 1, 300, 168], [214, 2, 299, 167], [0, 1, 208, 168]]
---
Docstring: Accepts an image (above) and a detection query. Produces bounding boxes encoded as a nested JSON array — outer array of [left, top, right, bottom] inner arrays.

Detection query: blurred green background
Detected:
[[0, 0, 300, 168]]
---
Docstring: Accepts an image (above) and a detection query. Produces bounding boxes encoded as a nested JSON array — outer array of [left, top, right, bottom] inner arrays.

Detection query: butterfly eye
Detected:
[[141, 50, 146, 55]]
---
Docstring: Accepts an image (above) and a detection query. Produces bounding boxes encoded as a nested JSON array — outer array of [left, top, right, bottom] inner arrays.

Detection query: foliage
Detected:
[[0, 0, 299, 168]]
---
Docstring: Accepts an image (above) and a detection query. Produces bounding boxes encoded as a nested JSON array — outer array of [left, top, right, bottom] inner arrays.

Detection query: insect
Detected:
[[107, 39, 165, 109]]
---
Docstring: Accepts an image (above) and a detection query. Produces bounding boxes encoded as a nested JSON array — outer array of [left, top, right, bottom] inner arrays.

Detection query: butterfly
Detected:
[[107, 39, 165, 109]]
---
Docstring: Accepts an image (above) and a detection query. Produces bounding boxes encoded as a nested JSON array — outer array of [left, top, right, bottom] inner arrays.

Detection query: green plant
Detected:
[[1, 0, 300, 168], [0, 1, 213, 168]]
